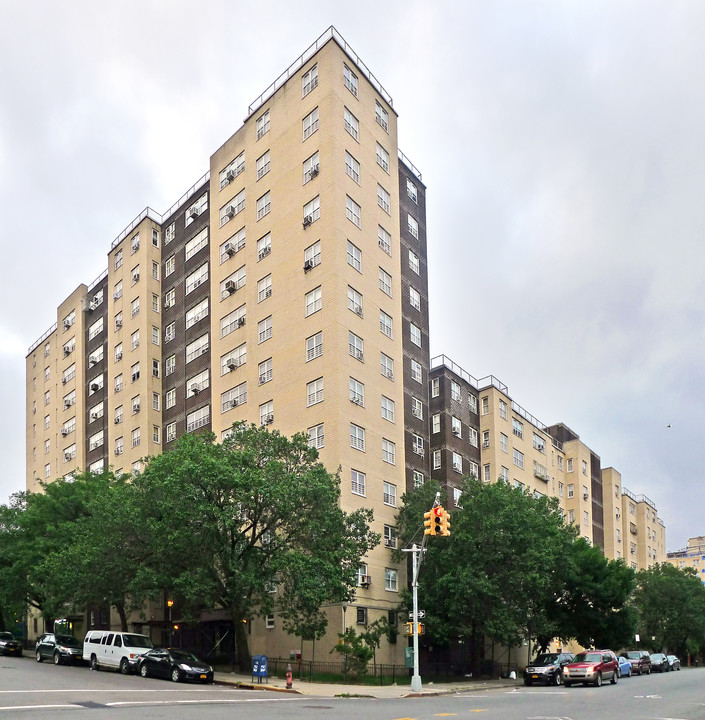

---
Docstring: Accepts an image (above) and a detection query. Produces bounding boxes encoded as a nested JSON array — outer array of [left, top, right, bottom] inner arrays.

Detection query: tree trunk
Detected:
[[233, 614, 250, 672], [116, 602, 128, 632]]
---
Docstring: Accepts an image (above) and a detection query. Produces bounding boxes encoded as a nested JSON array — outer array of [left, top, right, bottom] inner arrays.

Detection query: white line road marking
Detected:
[[0, 688, 224, 694]]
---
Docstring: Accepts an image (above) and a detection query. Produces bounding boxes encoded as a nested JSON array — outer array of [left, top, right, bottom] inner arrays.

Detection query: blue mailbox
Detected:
[[251, 654, 269, 682]]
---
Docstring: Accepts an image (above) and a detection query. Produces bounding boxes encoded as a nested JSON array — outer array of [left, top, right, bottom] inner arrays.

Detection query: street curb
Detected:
[[214, 680, 301, 694]]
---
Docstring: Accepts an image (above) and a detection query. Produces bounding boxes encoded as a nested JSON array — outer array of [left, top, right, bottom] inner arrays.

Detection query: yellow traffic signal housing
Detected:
[[442, 510, 451, 536], [433, 506, 444, 535], [423, 510, 434, 535], [403, 622, 425, 636]]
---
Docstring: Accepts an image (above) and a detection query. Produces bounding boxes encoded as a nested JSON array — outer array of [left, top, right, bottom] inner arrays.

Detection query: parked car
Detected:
[[563, 650, 619, 687], [621, 649, 651, 675], [617, 656, 632, 677], [667, 655, 681, 671], [83, 630, 153, 674], [650, 653, 670, 672], [137, 648, 213, 684], [0, 631, 22, 657], [523, 652, 575, 686], [35, 633, 83, 665]]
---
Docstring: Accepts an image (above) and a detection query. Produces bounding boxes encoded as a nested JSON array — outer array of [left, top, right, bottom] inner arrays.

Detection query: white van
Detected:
[[83, 630, 153, 674]]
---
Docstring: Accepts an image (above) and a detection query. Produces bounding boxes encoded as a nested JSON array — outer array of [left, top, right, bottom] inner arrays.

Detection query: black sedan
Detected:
[[0, 632, 22, 656], [35, 633, 83, 665], [650, 653, 670, 672], [667, 655, 681, 671], [138, 648, 213, 683]]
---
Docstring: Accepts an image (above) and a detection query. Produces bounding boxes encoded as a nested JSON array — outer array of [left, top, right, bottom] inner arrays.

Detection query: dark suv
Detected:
[[523, 652, 575, 686], [35, 633, 83, 665], [0, 632, 22, 656], [622, 650, 651, 675]]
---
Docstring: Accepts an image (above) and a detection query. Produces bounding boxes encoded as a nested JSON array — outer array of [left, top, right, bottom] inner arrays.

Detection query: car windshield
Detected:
[[624, 652, 642, 659], [56, 635, 81, 647], [0, 632, 13, 641], [531, 654, 559, 666], [651, 654, 664, 660], [170, 649, 200, 663], [123, 634, 153, 649], [573, 652, 602, 663]]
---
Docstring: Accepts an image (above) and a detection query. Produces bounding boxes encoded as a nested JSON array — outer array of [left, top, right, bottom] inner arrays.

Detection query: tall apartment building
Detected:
[[25, 27, 431, 662], [667, 537, 705, 582], [428, 355, 666, 567]]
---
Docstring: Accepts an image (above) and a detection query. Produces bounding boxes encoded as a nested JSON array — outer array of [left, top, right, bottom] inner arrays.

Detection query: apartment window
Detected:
[[513, 449, 524, 469], [153, 425, 160, 444], [409, 250, 420, 274], [347, 240, 362, 272], [114, 405, 123, 424], [380, 353, 394, 379], [165, 388, 176, 409], [152, 293, 159, 313], [379, 268, 392, 297], [348, 286, 363, 317], [409, 287, 421, 311], [44, 389, 51, 407], [256, 109, 270, 140], [467, 394, 477, 414], [583, 511, 589, 525], [88, 430, 104, 451], [582, 460, 588, 475], [375, 101, 389, 131], [433, 450, 442, 469], [258, 316, 272, 344], [385, 568, 398, 592], [166, 422, 176, 443], [220, 152, 245, 189], [377, 184, 391, 214], [512, 419, 523, 438], [406, 178, 418, 202], [306, 331, 322, 361], [131, 265, 140, 285], [255, 358, 271, 386], [431, 378, 440, 397], [131, 427, 141, 448], [412, 434, 424, 457], [482, 430, 490, 448], [305, 286, 322, 316], [257, 233, 272, 261], [411, 397, 423, 420], [114, 374, 123, 393], [449, 453, 461, 474], [44, 414, 50, 430], [256, 150, 270, 180], [303, 241, 321, 272], [165, 222, 175, 244], [349, 331, 363, 361], [351, 468, 366, 496], [451, 416, 462, 437], [413, 471, 425, 488], [303, 152, 319, 184], [259, 400, 274, 426], [343, 64, 358, 96], [257, 275, 272, 303], [221, 382, 247, 412], [186, 298, 209, 330], [62, 363, 76, 385], [220, 227, 246, 263], [345, 151, 360, 183], [131, 394, 141, 415], [130, 297, 140, 319], [382, 438, 396, 465], [152, 359, 160, 378], [115, 249, 123, 270], [500, 466, 509, 482], [346, 196, 361, 228], [187, 405, 210, 432], [533, 433, 545, 453], [221, 265, 246, 299], [350, 423, 365, 451], [500, 432, 508, 453], [152, 260, 159, 280], [411, 359, 422, 383], [448, 381, 460, 402], [308, 423, 325, 449], [256, 191, 271, 221], [344, 107, 359, 140], [381, 396, 395, 423], [88, 317, 104, 341], [377, 225, 391, 255], [567, 458, 574, 473], [383, 481, 396, 506], [376, 143, 389, 173], [349, 377, 364, 406], [568, 509, 575, 523], [164, 288, 175, 309], [220, 190, 245, 226], [379, 310, 392, 338], [89, 374, 104, 394], [384, 525, 398, 550], [558, 482, 564, 497], [186, 263, 209, 296], [432, 414, 440, 434], [469, 427, 479, 447], [185, 334, 209, 363], [567, 484, 574, 498], [221, 343, 246, 375], [410, 323, 422, 347], [188, 369, 209, 396], [185, 227, 208, 261], [302, 107, 319, 140], [303, 196, 320, 225], [407, 214, 419, 238], [165, 255, 175, 277], [582, 485, 589, 499], [306, 377, 323, 406], [130, 233, 140, 254], [558, 456, 564, 471], [221, 305, 246, 338]]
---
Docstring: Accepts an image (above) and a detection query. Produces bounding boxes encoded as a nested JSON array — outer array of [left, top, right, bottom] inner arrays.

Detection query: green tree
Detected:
[[331, 626, 374, 678], [633, 563, 705, 657], [136, 424, 378, 671], [394, 477, 577, 672]]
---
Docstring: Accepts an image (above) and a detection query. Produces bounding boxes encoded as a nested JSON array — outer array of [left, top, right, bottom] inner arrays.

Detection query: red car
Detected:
[[563, 650, 619, 687]]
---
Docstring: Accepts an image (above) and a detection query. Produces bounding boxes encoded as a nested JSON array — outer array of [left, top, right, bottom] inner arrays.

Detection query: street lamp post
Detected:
[[167, 600, 174, 646]]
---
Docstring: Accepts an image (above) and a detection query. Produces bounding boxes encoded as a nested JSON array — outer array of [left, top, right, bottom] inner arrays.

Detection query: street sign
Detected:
[[408, 610, 425, 619]]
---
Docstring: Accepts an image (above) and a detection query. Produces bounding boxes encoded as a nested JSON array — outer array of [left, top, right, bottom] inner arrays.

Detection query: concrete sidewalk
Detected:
[[213, 670, 524, 698]]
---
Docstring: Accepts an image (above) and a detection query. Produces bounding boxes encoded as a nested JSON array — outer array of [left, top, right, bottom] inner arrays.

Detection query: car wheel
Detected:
[[171, 667, 182, 683], [627, 666, 632, 677], [120, 658, 130, 675], [553, 671, 562, 686], [595, 671, 603, 687], [35, 649, 43, 663], [611, 670, 618, 685], [90, 655, 99, 671], [523, 678, 531, 686], [53, 652, 61, 666], [140, 663, 149, 678]]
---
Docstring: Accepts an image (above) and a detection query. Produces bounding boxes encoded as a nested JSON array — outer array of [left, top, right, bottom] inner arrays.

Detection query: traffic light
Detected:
[[433, 506, 444, 536], [423, 510, 434, 535], [441, 509, 451, 536], [403, 622, 414, 636]]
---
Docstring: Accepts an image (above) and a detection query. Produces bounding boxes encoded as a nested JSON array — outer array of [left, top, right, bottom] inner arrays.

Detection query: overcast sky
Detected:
[[1, 0, 702, 550]]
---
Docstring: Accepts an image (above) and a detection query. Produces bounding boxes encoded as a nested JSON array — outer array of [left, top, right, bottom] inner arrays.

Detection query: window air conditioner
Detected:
[[616, 512, 621, 518], [90, 383, 99, 392], [384, 538, 396, 548], [309, 165, 319, 178], [191, 384, 201, 395], [88, 302, 97, 311], [116, 352, 122, 360], [113, 292, 120, 300], [116, 320, 122, 329], [453, 429, 461, 437], [359, 575, 371, 588], [231, 398, 240, 407], [64, 400, 71, 409], [224, 244, 235, 256], [133, 403, 140, 412], [226, 359, 238, 370], [225, 205, 236, 218], [115, 447, 123, 455], [259, 375, 267, 384], [355, 349, 363, 360], [225, 280, 236, 294], [353, 304, 363, 317], [265, 414, 274, 425], [61, 377, 68, 385], [226, 170, 235, 182], [303, 259, 314, 272], [63, 348, 70, 356], [385, 369, 394, 379], [64, 452, 72, 461], [61, 429, 68, 437], [89, 358, 97, 366], [189, 207, 200, 219], [258, 246, 271, 260], [114, 417, 120, 424], [583, 493, 589, 500], [132, 273, 139, 282], [63, 321, 71, 330], [90, 412, 98, 421], [302, 215, 313, 228], [237, 316, 246, 327]]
